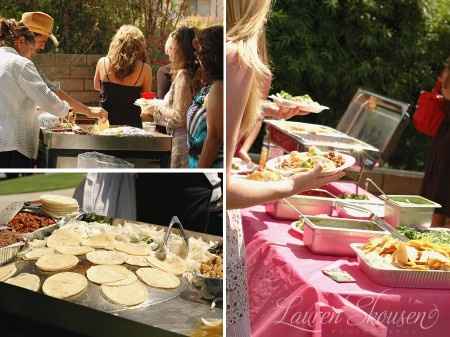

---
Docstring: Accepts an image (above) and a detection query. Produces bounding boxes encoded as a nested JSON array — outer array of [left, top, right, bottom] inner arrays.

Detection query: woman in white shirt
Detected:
[[0, 18, 106, 168], [141, 27, 198, 168]]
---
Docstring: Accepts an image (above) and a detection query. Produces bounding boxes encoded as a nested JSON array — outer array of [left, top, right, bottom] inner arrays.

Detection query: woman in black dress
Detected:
[[422, 59, 450, 227], [94, 25, 152, 128]]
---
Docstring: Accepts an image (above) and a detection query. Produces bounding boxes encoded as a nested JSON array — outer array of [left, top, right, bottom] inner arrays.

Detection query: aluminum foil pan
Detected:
[[351, 243, 450, 289], [0, 242, 25, 266]]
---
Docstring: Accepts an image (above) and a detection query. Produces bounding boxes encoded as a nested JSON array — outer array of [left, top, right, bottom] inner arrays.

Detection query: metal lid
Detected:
[[336, 89, 410, 161]]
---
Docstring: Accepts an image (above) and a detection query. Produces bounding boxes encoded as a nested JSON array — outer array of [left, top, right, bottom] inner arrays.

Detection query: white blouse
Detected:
[[0, 47, 69, 159]]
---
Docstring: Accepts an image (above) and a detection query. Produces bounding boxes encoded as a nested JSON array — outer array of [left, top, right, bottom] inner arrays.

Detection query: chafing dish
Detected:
[[302, 215, 388, 257], [384, 195, 442, 228]]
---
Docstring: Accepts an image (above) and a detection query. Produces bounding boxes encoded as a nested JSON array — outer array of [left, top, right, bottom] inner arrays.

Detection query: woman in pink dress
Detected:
[[226, 1, 344, 336]]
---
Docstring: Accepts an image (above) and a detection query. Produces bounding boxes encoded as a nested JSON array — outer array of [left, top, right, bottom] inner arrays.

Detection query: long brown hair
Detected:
[[0, 18, 35, 48], [107, 25, 147, 80], [198, 25, 223, 83]]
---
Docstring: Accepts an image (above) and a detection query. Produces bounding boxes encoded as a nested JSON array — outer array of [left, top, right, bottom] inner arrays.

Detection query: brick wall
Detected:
[[33, 53, 102, 105]]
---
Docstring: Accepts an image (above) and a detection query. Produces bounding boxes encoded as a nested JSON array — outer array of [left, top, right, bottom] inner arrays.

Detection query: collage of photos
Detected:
[[2, 1, 450, 337]]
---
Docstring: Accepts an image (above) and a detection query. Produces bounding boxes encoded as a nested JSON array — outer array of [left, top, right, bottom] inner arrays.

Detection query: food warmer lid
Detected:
[[336, 89, 410, 162]]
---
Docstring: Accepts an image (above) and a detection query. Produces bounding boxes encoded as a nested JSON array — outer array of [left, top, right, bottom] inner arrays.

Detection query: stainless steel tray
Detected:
[[351, 243, 450, 289], [1, 202, 70, 241], [302, 216, 388, 256], [40, 128, 172, 151], [13, 258, 186, 313], [266, 120, 379, 153], [266, 192, 335, 220]]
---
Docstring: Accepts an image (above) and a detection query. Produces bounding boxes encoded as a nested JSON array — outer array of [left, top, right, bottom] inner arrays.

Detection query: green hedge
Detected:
[[267, 0, 450, 171]]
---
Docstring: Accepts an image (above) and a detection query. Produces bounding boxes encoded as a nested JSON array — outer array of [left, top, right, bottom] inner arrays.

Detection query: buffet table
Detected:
[[242, 206, 450, 337], [38, 128, 172, 168]]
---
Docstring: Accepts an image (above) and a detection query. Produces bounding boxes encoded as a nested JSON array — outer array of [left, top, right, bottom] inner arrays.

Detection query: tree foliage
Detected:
[[0, 0, 190, 66], [267, 0, 450, 171]]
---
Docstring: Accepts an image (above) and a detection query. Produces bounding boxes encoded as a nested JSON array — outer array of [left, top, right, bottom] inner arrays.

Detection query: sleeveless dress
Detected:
[[421, 99, 450, 216], [100, 59, 144, 128], [186, 85, 223, 168]]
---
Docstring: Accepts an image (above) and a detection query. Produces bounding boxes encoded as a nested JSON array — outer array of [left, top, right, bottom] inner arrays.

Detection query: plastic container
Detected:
[[77, 152, 134, 168]]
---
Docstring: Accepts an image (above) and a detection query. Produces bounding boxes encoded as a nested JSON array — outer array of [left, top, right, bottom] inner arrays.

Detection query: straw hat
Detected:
[[21, 12, 59, 47]]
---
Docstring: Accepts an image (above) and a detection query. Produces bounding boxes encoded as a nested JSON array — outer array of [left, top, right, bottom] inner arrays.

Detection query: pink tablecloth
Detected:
[[242, 206, 450, 337]]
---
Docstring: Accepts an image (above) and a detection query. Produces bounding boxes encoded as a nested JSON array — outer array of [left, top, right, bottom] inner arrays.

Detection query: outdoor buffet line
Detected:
[[231, 92, 450, 335], [0, 195, 223, 337]]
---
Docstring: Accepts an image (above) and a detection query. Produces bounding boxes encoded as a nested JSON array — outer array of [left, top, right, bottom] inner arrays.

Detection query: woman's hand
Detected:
[[262, 100, 311, 119]]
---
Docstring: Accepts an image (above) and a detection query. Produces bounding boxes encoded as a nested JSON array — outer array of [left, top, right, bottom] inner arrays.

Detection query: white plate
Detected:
[[266, 152, 356, 176], [231, 157, 258, 175], [269, 95, 329, 113]]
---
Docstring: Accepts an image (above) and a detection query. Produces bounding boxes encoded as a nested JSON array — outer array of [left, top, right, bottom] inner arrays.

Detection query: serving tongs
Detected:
[[155, 216, 189, 261], [283, 196, 408, 242], [334, 200, 408, 242]]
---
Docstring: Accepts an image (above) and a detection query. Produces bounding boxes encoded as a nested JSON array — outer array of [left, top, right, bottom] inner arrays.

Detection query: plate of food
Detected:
[[270, 91, 329, 113], [266, 147, 355, 176], [231, 157, 258, 175], [244, 168, 283, 182]]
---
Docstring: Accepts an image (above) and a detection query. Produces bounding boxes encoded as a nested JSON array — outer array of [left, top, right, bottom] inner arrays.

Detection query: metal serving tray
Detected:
[[266, 190, 335, 220], [302, 216, 388, 257], [0, 220, 223, 336], [266, 188, 384, 220], [0, 242, 25, 266], [12, 258, 187, 313], [351, 243, 450, 289], [266, 120, 379, 154], [0, 201, 69, 241], [384, 195, 442, 228], [40, 128, 172, 152]]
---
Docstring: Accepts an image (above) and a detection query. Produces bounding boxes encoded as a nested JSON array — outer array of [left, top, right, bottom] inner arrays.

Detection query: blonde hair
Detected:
[[107, 25, 147, 79], [227, 0, 272, 136]]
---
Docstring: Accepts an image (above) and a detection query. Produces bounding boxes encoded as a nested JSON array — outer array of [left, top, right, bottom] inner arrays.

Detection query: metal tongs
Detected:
[[155, 216, 189, 261], [334, 200, 408, 242]]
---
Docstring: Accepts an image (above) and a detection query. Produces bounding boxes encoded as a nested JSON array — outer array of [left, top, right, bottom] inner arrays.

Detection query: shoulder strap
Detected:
[[134, 62, 145, 85]]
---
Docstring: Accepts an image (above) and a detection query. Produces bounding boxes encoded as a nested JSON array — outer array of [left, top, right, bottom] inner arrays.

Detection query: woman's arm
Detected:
[[198, 81, 223, 167], [226, 47, 343, 210], [93, 57, 103, 92]]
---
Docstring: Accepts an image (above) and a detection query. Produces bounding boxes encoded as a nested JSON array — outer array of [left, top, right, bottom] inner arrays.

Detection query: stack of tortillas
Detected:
[[40, 194, 79, 218]]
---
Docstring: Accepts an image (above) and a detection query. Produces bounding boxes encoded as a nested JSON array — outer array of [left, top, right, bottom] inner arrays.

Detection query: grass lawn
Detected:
[[0, 173, 86, 195]]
